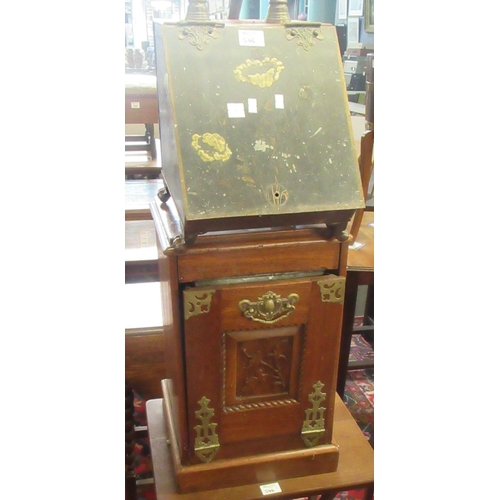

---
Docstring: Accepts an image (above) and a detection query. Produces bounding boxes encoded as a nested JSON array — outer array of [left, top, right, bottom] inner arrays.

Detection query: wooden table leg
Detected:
[[336, 270, 359, 398], [363, 484, 374, 500], [318, 493, 336, 500], [125, 381, 137, 500], [362, 283, 374, 346]]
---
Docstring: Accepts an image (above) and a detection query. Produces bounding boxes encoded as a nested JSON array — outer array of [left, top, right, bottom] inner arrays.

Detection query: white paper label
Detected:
[[238, 30, 265, 47], [248, 98, 257, 113], [227, 103, 245, 118], [260, 482, 282, 495], [275, 94, 284, 109], [131, 102, 140, 109]]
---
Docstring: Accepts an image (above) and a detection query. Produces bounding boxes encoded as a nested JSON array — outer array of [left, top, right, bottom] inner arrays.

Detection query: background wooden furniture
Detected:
[[337, 211, 374, 399], [337, 53, 375, 398], [125, 219, 159, 283], [125, 73, 158, 160], [146, 392, 374, 500], [348, 53, 374, 242], [124, 284, 164, 496], [125, 139, 162, 179], [125, 380, 137, 500], [125, 178, 164, 221], [125, 282, 165, 401]]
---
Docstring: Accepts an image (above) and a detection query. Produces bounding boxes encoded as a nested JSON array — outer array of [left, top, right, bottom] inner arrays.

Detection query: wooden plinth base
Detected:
[[161, 379, 340, 493]]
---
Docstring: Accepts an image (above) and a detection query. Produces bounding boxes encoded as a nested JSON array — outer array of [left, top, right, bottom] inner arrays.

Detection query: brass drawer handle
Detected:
[[238, 291, 299, 324]]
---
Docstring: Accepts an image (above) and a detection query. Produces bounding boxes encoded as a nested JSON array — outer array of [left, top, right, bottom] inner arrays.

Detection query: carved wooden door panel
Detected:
[[182, 274, 345, 464]]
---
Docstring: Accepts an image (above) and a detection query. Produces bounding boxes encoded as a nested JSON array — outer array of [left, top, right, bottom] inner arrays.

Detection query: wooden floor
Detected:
[[348, 211, 374, 271]]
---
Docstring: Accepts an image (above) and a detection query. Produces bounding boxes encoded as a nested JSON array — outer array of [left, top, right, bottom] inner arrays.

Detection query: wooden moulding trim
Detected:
[[125, 326, 164, 337], [177, 441, 340, 493], [125, 210, 153, 221], [161, 379, 184, 484], [161, 379, 339, 494]]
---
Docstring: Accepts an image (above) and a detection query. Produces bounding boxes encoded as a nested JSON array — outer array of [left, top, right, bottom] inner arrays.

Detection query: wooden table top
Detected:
[[347, 211, 374, 272], [125, 179, 164, 220], [146, 393, 373, 499], [125, 156, 161, 176], [125, 139, 162, 176], [125, 219, 160, 283], [125, 219, 157, 263], [124, 73, 157, 95]]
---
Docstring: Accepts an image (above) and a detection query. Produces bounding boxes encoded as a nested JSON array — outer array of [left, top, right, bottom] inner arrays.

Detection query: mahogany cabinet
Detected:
[[151, 197, 349, 493], [149, 1, 364, 493]]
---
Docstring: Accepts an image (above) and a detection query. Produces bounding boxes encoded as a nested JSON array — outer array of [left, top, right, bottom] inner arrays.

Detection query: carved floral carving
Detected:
[[238, 338, 292, 398]]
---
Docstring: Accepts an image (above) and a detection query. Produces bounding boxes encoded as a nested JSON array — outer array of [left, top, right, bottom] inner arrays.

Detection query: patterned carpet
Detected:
[[131, 333, 374, 499]]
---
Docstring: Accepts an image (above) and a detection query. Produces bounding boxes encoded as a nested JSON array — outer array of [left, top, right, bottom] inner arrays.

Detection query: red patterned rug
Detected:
[[132, 334, 374, 499]]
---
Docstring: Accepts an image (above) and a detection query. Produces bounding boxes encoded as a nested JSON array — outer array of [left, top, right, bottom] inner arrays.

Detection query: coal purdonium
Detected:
[[149, 1, 364, 494], [154, 2, 363, 248]]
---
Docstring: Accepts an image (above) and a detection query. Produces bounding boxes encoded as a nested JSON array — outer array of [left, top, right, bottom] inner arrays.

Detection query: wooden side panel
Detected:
[[183, 288, 223, 462], [159, 250, 190, 462]]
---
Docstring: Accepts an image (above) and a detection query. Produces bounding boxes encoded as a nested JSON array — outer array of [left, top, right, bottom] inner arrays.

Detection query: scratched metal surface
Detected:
[[157, 21, 364, 223]]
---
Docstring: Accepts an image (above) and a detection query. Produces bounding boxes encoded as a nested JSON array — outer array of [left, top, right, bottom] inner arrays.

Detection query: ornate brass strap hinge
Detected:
[[184, 289, 215, 320], [238, 291, 299, 324], [194, 396, 220, 463], [178, 2, 223, 51], [178, 24, 222, 50], [317, 276, 345, 304], [301, 381, 327, 447], [285, 24, 323, 51]]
